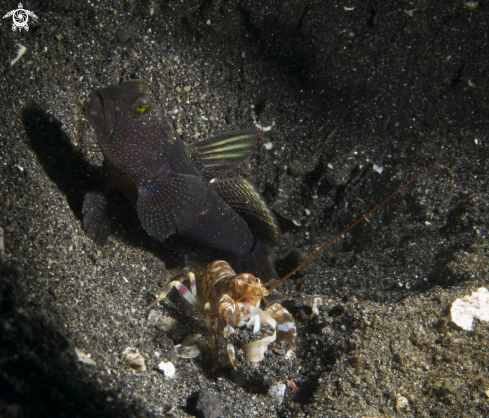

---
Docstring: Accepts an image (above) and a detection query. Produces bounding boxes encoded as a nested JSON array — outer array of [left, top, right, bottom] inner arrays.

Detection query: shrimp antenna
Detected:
[[265, 164, 454, 292]]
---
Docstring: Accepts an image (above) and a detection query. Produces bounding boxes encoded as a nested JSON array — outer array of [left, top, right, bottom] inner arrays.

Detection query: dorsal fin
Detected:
[[188, 129, 258, 180], [211, 178, 280, 246]]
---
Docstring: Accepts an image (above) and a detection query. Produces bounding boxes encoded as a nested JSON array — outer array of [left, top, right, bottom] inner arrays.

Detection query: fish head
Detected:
[[86, 80, 177, 177], [86, 80, 155, 144]]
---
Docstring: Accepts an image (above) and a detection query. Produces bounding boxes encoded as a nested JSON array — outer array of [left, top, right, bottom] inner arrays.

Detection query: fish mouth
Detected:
[[86, 87, 116, 143]]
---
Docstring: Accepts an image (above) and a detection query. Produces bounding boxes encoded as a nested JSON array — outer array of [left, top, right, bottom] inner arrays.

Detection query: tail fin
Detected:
[[231, 239, 277, 283]]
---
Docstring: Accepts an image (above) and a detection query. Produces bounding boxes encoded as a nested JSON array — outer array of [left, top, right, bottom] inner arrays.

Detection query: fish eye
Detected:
[[130, 96, 154, 117], [136, 104, 149, 114]]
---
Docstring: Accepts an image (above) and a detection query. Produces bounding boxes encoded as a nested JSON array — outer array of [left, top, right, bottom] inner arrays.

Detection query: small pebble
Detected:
[[268, 383, 287, 405], [396, 395, 409, 411], [116, 25, 135, 43], [187, 389, 222, 418], [147, 310, 179, 333]]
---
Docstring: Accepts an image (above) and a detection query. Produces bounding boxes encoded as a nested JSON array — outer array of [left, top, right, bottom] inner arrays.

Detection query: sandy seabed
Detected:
[[0, 1, 488, 417]]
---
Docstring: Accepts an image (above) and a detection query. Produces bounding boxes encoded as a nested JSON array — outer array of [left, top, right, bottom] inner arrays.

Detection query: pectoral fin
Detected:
[[82, 189, 111, 246], [136, 172, 207, 241], [188, 129, 258, 179], [211, 178, 280, 246]]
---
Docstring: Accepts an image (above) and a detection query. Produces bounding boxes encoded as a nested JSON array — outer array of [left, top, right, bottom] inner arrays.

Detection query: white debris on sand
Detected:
[[147, 310, 179, 333], [311, 297, 323, 317], [121, 347, 147, 372], [396, 395, 409, 411], [268, 383, 287, 405], [373, 163, 384, 174], [450, 288, 489, 331], [157, 361, 176, 378], [75, 348, 97, 366], [252, 112, 275, 132], [174, 333, 204, 359], [10, 44, 26, 67]]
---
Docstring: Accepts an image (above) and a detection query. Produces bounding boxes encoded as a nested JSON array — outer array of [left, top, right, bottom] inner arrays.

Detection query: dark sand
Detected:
[[1, 1, 488, 417]]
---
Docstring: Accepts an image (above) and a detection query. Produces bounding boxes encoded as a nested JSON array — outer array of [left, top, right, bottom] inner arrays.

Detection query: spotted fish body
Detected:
[[83, 80, 280, 280]]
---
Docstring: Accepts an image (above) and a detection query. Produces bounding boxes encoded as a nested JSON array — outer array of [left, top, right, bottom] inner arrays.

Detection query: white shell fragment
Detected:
[[157, 361, 176, 378], [252, 112, 275, 132], [174, 344, 200, 359], [10, 44, 26, 67], [373, 164, 384, 174], [75, 348, 97, 366], [450, 288, 489, 331], [174, 333, 204, 359], [122, 347, 147, 372], [311, 297, 323, 317], [242, 334, 276, 363], [268, 383, 287, 405]]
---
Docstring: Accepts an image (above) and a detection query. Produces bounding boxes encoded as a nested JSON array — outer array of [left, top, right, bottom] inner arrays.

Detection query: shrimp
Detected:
[[148, 260, 295, 369]]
